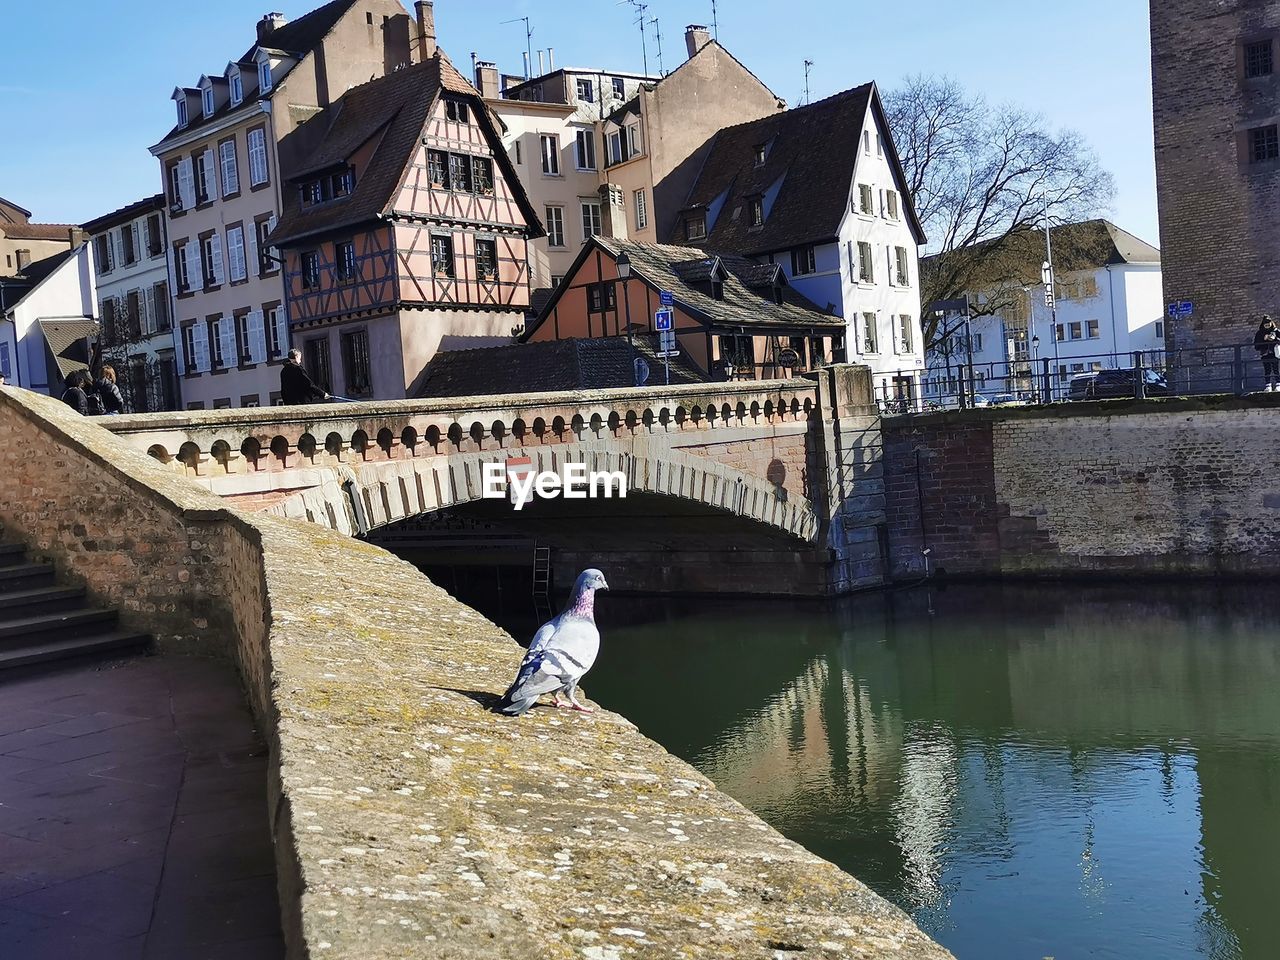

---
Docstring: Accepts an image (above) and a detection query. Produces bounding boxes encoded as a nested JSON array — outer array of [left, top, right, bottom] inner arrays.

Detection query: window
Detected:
[[476, 238, 498, 280], [861, 312, 879, 354], [211, 315, 235, 369], [428, 149, 449, 187], [885, 190, 900, 220], [226, 224, 246, 282], [894, 246, 909, 286], [431, 234, 455, 277], [1155, 321, 1165, 339], [972, 333, 983, 352], [153, 281, 170, 332], [587, 282, 616, 313], [612, 77, 625, 98], [247, 127, 269, 185], [545, 205, 565, 247], [176, 97, 188, 128], [607, 130, 624, 165], [332, 169, 354, 198], [754, 143, 767, 166], [684, 215, 706, 241], [858, 184, 874, 215], [201, 234, 223, 286], [100, 298, 118, 342], [1086, 319, 1100, 339], [219, 140, 239, 195], [449, 153, 473, 192], [146, 214, 163, 256], [471, 157, 493, 193], [635, 189, 648, 230], [118, 225, 135, 266], [95, 234, 112, 273], [202, 85, 214, 118], [550, 275, 564, 288], [174, 242, 190, 292], [341, 329, 372, 397], [0, 343, 10, 381], [858, 241, 874, 283], [194, 152, 211, 203], [1250, 124, 1279, 163], [258, 58, 272, 93], [335, 241, 356, 282], [266, 306, 288, 359], [540, 134, 559, 175], [302, 251, 320, 289], [237, 311, 267, 365], [1055, 323, 1066, 342], [182, 322, 207, 374], [1069, 321, 1083, 340], [626, 124, 643, 157], [1246, 40, 1274, 78], [898, 315, 914, 354], [229, 70, 243, 106], [512, 140, 522, 164], [168, 163, 183, 209], [791, 245, 816, 276], [304, 337, 332, 394], [581, 200, 602, 239], [445, 100, 469, 123], [749, 196, 763, 227], [863, 130, 871, 153], [576, 78, 594, 102], [877, 134, 883, 156], [575, 130, 596, 170], [257, 217, 277, 274]]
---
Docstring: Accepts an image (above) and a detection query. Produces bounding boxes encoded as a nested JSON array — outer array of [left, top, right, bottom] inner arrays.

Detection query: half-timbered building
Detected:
[[270, 51, 543, 400]]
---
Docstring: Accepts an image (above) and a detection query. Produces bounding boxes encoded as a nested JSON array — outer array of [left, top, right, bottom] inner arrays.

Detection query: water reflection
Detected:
[[582, 583, 1280, 960]]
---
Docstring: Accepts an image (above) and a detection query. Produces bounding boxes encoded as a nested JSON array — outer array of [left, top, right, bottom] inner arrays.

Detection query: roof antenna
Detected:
[[711, 0, 719, 40], [803, 59, 813, 105], [619, 0, 649, 76], [501, 16, 534, 78], [650, 17, 665, 76]]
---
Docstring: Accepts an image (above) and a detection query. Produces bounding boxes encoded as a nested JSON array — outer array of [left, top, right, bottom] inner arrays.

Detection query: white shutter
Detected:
[[271, 306, 288, 358], [192, 324, 210, 373], [178, 158, 195, 209], [143, 285, 155, 335], [227, 226, 246, 282], [246, 309, 267, 364], [184, 243, 200, 291], [221, 140, 239, 195], [203, 149, 218, 201], [210, 233, 225, 285], [217, 315, 235, 368], [265, 214, 278, 262], [246, 220, 259, 278]]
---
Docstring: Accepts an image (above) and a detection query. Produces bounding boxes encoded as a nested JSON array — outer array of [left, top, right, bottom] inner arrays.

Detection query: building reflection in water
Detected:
[[587, 583, 1279, 960]]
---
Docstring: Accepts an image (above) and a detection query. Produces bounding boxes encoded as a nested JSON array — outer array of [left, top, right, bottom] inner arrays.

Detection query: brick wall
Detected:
[[885, 401, 1280, 577]]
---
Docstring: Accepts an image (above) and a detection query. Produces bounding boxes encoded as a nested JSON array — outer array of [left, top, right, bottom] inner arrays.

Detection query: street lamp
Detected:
[[615, 250, 634, 347], [1032, 334, 1040, 359]]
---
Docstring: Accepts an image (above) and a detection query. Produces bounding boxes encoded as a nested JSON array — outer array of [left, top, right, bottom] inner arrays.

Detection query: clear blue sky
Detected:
[[0, 0, 1157, 244]]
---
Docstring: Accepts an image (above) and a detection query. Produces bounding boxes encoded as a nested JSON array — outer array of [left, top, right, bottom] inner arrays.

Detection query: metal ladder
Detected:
[[532, 544, 553, 620]]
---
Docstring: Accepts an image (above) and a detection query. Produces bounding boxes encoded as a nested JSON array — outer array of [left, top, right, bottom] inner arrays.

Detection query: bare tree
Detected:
[[885, 76, 1115, 349]]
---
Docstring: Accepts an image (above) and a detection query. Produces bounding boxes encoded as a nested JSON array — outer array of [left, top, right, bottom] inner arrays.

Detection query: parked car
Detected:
[[1084, 368, 1170, 400], [987, 392, 1030, 406], [1067, 373, 1098, 401]]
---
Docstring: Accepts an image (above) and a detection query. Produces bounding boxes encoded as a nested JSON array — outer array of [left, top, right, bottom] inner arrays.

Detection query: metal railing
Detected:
[[873, 345, 1277, 414]]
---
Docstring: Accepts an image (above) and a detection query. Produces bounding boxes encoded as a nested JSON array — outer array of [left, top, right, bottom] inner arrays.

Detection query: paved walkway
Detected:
[[0, 654, 283, 959]]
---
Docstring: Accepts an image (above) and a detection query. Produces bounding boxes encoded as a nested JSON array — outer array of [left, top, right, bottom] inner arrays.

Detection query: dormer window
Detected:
[[201, 85, 215, 118], [176, 97, 188, 128], [258, 58, 273, 93], [749, 196, 764, 227], [229, 69, 243, 106], [684, 215, 706, 241], [445, 100, 469, 123], [754, 143, 767, 165]]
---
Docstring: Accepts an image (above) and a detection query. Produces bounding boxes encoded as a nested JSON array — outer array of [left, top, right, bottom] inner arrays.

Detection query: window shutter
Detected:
[[247, 309, 267, 364], [265, 214, 278, 262], [210, 233, 225, 285], [246, 221, 260, 277], [227, 227, 245, 281], [184, 243, 200, 291], [143, 284, 155, 335], [193, 324, 210, 373], [178, 158, 195, 209], [218, 315, 236, 368], [272, 307, 289, 358], [202, 148, 218, 201]]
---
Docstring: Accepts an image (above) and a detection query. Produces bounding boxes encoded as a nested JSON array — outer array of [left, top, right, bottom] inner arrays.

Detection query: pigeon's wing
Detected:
[[543, 619, 601, 677], [497, 653, 568, 714], [526, 616, 560, 656]]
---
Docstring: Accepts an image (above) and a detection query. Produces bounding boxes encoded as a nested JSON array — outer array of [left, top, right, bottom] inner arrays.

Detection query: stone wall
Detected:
[[884, 398, 1280, 578], [0, 385, 949, 960]]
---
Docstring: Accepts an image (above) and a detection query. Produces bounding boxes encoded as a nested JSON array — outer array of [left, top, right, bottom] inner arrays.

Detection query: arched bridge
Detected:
[[103, 367, 886, 596]]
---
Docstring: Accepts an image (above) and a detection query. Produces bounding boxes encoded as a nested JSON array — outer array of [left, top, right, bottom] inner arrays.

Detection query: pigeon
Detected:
[[496, 568, 609, 716]]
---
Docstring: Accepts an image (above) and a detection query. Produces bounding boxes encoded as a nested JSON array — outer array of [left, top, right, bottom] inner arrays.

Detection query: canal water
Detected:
[[451, 576, 1280, 960]]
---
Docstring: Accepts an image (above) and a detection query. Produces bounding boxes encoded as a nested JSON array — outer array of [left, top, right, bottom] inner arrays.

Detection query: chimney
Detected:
[[548, 47, 555, 70], [67, 226, 85, 248], [414, 1, 436, 60], [15, 249, 30, 271], [474, 61, 499, 99], [257, 11, 286, 44], [522, 51, 530, 79], [599, 184, 628, 242], [537, 50, 545, 74], [685, 24, 711, 59]]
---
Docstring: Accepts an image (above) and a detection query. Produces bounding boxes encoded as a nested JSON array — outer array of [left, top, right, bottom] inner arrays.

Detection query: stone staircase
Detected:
[[0, 539, 150, 671]]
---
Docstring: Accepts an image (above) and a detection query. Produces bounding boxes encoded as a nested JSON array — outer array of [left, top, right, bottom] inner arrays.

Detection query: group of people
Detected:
[[60, 367, 124, 416]]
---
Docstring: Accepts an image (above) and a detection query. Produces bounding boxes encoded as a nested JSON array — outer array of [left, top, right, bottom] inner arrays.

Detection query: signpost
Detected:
[[1178, 300, 1193, 318], [659, 290, 674, 307], [654, 308, 674, 384]]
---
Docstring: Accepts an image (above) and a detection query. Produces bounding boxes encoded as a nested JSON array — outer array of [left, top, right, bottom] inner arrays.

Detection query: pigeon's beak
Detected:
[[598, 577, 609, 591]]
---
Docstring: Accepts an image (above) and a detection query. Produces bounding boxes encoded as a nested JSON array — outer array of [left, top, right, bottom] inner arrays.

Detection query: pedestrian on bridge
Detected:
[[1254, 315, 1280, 392], [280, 349, 330, 405]]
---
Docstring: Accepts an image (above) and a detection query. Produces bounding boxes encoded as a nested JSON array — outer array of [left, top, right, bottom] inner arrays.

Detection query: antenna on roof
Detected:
[[619, 0, 649, 76], [650, 17, 665, 76], [803, 59, 814, 105], [711, 0, 719, 40], [501, 16, 534, 78]]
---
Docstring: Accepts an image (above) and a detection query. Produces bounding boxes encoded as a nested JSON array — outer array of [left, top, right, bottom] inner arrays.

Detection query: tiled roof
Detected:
[[271, 53, 542, 246], [81, 195, 165, 234], [0, 222, 75, 241], [37, 318, 98, 381], [13, 250, 75, 287], [672, 82, 925, 255], [415, 335, 704, 398], [921, 218, 1161, 279]]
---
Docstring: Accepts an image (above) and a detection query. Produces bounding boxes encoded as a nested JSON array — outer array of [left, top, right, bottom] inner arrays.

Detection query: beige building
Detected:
[[149, 0, 419, 409], [0, 198, 80, 278]]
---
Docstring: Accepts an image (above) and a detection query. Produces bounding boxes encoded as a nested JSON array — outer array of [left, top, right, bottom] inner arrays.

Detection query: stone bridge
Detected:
[[103, 367, 886, 595]]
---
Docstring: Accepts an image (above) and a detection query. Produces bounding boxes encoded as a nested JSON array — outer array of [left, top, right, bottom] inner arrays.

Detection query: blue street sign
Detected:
[[654, 308, 673, 331], [1178, 300, 1194, 318], [659, 290, 674, 307], [1167, 303, 1178, 320]]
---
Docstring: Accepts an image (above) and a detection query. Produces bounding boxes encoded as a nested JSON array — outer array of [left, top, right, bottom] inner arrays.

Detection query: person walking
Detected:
[[280, 348, 330, 405], [61, 370, 92, 415], [1254, 315, 1280, 392], [94, 365, 125, 415]]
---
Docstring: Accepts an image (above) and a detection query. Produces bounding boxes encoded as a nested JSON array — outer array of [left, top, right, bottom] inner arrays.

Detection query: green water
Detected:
[[565, 582, 1279, 960]]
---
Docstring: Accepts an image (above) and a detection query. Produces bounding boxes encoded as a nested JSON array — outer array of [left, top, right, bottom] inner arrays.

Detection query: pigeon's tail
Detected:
[[494, 680, 534, 716]]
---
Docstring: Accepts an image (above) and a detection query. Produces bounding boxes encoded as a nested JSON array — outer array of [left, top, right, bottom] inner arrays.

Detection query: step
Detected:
[[0, 608, 117, 644], [0, 585, 87, 614], [0, 632, 150, 672], [0, 543, 25, 567], [0, 563, 56, 592]]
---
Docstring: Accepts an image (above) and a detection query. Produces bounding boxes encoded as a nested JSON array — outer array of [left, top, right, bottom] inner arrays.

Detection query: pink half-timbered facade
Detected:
[[272, 52, 543, 400]]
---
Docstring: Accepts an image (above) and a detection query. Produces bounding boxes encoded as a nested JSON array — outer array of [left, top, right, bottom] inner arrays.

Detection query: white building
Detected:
[[922, 220, 1163, 403], [0, 243, 97, 395], [672, 82, 927, 396], [81, 195, 180, 411]]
